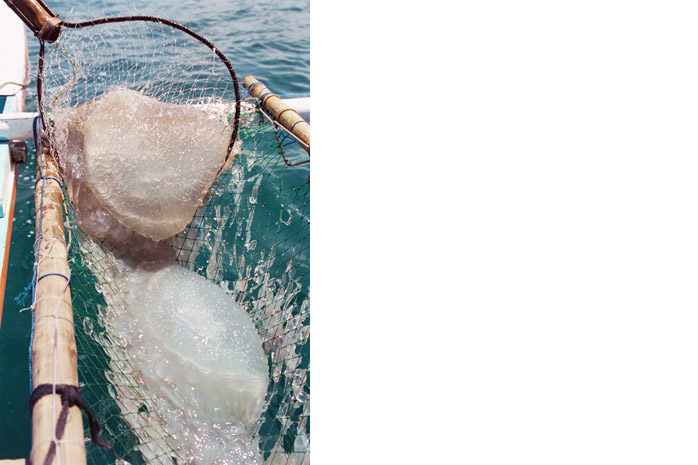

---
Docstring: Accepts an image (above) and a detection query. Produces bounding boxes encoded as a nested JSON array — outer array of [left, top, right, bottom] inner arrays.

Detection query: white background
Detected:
[[313, 1, 698, 463]]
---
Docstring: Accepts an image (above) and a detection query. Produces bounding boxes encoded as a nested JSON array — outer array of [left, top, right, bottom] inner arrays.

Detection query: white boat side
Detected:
[[0, 112, 35, 140], [0, 1, 28, 322], [283, 97, 310, 122], [0, 2, 29, 98]]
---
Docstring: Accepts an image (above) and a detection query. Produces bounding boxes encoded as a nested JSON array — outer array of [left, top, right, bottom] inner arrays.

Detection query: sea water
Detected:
[[0, 0, 309, 458]]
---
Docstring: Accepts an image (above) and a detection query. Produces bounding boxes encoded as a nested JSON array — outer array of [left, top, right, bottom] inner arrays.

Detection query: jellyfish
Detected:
[[53, 87, 268, 463], [114, 260, 269, 464], [54, 87, 235, 249]]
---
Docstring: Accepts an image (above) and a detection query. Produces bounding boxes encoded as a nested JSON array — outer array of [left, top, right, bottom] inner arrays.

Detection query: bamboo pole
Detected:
[[243, 75, 310, 154], [31, 137, 86, 465]]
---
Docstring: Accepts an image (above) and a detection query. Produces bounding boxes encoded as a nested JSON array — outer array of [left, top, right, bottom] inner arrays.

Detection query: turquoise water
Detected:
[[0, 0, 309, 457]]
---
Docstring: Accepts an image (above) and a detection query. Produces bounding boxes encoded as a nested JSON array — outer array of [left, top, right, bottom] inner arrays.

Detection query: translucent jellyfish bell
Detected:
[[81, 88, 233, 241], [121, 262, 269, 424], [118, 261, 269, 464]]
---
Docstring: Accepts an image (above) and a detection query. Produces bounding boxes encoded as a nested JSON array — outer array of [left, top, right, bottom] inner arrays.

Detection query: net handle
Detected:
[[3, 0, 62, 42]]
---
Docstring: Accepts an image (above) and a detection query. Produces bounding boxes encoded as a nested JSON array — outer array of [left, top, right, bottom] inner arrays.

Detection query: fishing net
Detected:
[[31, 12, 309, 465]]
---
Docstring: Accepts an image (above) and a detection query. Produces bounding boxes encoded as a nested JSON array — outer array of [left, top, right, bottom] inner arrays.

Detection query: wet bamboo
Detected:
[[243, 75, 310, 154], [31, 138, 86, 465]]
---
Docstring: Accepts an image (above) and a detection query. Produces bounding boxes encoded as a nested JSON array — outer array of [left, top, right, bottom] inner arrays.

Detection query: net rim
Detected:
[[37, 14, 242, 177]]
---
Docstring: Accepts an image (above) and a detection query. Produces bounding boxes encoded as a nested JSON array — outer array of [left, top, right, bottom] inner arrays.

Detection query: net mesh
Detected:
[[40, 19, 239, 117], [34, 15, 309, 465], [64, 103, 309, 465]]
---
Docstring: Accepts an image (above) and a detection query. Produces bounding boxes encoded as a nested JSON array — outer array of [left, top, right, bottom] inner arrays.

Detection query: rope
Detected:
[[29, 383, 112, 463], [259, 91, 279, 107], [32, 314, 74, 327], [290, 120, 309, 131], [244, 80, 263, 93], [36, 272, 71, 283], [0, 80, 31, 91], [34, 176, 63, 190]]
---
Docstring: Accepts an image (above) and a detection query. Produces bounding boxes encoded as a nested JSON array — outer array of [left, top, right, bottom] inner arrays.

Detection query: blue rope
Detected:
[[278, 131, 292, 146], [290, 120, 309, 131], [245, 81, 262, 92], [258, 91, 279, 105], [36, 273, 70, 283], [14, 282, 32, 307], [34, 176, 63, 191]]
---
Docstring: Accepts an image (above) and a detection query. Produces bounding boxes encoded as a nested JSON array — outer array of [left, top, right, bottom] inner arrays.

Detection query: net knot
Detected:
[[38, 17, 63, 43], [29, 383, 111, 462]]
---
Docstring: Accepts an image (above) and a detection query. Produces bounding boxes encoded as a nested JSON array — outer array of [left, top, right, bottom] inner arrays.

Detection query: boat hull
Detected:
[[0, 1, 29, 328]]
